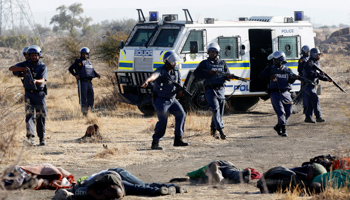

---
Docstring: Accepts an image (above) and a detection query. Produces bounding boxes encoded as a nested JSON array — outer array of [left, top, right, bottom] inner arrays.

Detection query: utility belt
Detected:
[[80, 79, 92, 83], [25, 88, 44, 94], [205, 84, 224, 90]]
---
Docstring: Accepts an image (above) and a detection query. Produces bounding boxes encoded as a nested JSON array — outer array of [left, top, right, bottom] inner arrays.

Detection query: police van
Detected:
[[114, 9, 315, 115]]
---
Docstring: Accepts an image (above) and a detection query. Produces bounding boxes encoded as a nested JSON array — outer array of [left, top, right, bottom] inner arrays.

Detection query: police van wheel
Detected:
[[185, 83, 210, 112], [138, 104, 155, 116]]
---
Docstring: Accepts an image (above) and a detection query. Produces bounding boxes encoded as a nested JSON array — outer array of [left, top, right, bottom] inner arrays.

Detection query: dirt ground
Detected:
[[1, 56, 350, 199]]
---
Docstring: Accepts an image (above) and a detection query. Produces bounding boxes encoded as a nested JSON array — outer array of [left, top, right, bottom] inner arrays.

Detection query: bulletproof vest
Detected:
[[23, 60, 46, 90], [268, 65, 292, 91], [153, 65, 179, 99], [204, 59, 227, 86], [77, 59, 95, 78]]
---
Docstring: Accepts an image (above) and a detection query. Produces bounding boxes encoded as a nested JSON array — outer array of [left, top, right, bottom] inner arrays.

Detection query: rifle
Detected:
[[167, 76, 193, 98], [313, 65, 347, 93], [215, 71, 250, 82], [26, 67, 37, 90]]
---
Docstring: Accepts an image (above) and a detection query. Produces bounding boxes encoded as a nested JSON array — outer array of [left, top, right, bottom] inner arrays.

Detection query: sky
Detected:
[[27, 0, 350, 27]]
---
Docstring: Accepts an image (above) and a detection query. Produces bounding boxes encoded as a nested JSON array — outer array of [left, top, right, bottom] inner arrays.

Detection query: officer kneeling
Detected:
[[141, 52, 189, 150]]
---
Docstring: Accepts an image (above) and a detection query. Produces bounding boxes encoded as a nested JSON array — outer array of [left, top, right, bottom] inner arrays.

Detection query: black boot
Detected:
[[274, 124, 281, 136], [151, 140, 163, 150], [174, 136, 189, 147], [219, 130, 226, 140], [210, 128, 220, 139], [316, 116, 325, 122], [280, 125, 288, 137]]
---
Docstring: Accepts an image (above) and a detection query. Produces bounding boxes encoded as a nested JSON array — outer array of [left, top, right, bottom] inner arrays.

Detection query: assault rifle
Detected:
[[214, 71, 250, 82], [26, 67, 37, 90], [313, 65, 347, 93], [167, 77, 193, 98]]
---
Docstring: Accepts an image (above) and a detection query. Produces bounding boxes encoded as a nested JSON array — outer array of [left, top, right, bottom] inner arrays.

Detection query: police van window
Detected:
[[218, 37, 239, 60], [181, 31, 204, 53], [153, 29, 180, 47], [278, 36, 298, 59], [128, 28, 156, 46]]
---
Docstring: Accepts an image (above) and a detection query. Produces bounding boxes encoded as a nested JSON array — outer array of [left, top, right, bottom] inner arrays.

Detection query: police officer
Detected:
[[9, 45, 48, 146], [68, 47, 100, 115], [194, 43, 234, 140], [141, 52, 188, 150], [302, 48, 332, 123], [298, 45, 310, 114], [259, 51, 297, 137]]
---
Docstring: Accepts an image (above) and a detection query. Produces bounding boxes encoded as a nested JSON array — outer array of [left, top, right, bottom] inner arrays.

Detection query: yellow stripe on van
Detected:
[[120, 50, 126, 60]]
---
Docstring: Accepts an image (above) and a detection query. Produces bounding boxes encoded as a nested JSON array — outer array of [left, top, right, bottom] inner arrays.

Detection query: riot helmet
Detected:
[[80, 47, 90, 54], [22, 47, 29, 56], [267, 51, 287, 64], [207, 42, 220, 54], [310, 48, 321, 59], [301, 45, 310, 54], [27, 45, 41, 57], [163, 51, 181, 67]]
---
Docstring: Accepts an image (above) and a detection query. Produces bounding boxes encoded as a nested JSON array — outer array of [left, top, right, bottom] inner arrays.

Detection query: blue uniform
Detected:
[[16, 60, 48, 139], [194, 58, 230, 131], [298, 55, 310, 110], [152, 65, 186, 141], [298, 55, 308, 76], [302, 59, 328, 119], [260, 65, 296, 126], [68, 58, 99, 114]]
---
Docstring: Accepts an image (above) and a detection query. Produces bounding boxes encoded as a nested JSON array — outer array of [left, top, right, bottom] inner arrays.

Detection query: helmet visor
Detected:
[[165, 53, 181, 66]]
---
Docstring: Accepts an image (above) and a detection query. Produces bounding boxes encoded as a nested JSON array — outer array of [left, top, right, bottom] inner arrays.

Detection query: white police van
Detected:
[[114, 9, 315, 115]]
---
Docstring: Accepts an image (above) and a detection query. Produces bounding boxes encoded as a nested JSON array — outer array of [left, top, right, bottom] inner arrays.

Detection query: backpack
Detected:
[[301, 154, 336, 171], [257, 166, 300, 193]]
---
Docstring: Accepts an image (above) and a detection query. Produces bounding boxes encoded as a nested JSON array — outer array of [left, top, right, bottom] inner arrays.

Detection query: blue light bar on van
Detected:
[[149, 11, 159, 21], [294, 11, 304, 21]]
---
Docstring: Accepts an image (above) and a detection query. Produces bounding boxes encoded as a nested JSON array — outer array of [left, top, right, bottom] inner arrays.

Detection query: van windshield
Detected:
[[128, 28, 156, 46], [152, 29, 180, 47]]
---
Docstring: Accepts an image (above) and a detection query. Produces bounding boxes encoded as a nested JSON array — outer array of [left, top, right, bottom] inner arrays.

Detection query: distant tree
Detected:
[[82, 23, 102, 37], [101, 19, 137, 34], [35, 24, 51, 36], [338, 23, 348, 28], [50, 3, 92, 37]]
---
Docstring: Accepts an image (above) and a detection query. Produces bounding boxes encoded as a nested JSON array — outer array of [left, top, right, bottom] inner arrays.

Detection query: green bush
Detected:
[[0, 34, 39, 49], [95, 32, 128, 68]]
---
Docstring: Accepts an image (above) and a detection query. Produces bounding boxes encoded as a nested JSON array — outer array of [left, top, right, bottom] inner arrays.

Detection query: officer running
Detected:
[[68, 47, 100, 115], [259, 51, 297, 137], [302, 48, 332, 123], [9, 45, 48, 146], [194, 42, 235, 140], [141, 52, 189, 150]]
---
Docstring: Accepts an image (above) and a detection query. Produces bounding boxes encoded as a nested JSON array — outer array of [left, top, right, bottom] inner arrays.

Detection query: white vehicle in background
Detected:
[[114, 9, 315, 115]]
